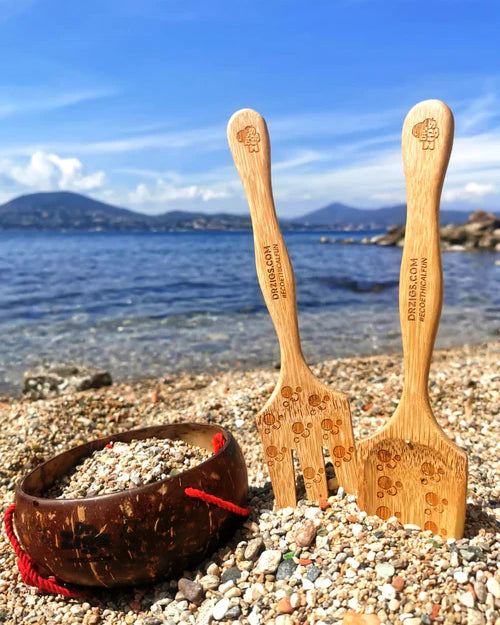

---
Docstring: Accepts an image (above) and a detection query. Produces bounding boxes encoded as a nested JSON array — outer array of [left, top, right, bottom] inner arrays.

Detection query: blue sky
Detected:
[[0, 0, 499, 217]]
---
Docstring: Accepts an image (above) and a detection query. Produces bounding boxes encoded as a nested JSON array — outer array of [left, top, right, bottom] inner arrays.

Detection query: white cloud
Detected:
[[442, 182, 495, 202], [2, 151, 105, 191], [129, 179, 230, 205]]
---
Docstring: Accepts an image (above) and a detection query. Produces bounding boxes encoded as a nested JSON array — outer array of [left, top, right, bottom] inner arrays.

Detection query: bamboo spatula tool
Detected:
[[227, 108, 357, 508], [357, 100, 468, 538]]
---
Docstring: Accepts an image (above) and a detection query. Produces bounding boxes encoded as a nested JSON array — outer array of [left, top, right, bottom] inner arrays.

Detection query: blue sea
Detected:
[[0, 230, 498, 394]]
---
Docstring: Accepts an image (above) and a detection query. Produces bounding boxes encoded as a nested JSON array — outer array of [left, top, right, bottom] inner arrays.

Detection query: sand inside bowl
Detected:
[[44, 437, 212, 499]]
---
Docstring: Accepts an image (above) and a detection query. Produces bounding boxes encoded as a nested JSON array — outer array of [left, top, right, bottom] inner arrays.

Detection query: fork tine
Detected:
[[264, 445, 296, 508], [297, 442, 328, 502]]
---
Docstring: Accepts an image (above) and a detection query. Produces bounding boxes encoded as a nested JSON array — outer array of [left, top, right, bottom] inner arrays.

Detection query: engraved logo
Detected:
[[237, 125, 261, 152], [412, 118, 439, 150]]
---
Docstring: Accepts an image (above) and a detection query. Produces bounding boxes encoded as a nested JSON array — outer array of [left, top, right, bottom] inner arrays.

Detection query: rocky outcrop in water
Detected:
[[319, 211, 500, 251], [22, 363, 112, 399]]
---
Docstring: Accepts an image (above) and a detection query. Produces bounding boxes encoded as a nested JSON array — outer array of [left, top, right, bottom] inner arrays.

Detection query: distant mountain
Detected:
[[0, 192, 148, 231], [295, 202, 475, 229], [0, 192, 252, 231], [0, 191, 496, 231]]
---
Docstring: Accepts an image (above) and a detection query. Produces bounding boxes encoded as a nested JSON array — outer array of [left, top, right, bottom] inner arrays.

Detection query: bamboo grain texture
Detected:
[[357, 100, 468, 538], [227, 108, 357, 508]]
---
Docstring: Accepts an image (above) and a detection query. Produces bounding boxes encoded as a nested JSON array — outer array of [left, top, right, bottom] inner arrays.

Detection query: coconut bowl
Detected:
[[14, 423, 248, 588]]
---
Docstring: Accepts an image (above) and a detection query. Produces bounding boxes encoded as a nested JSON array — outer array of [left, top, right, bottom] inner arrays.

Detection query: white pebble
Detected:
[[212, 597, 230, 620], [486, 577, 500, 599], [454, 571, 469, 584], [380, 584, 396, 600], [257, 549, 282, 573], [351, 524, 364, 537], [315, 576, 333, 589]]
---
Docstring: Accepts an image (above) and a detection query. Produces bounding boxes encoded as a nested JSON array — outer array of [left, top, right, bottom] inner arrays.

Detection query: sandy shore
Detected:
[[0, 342, 499, 625]]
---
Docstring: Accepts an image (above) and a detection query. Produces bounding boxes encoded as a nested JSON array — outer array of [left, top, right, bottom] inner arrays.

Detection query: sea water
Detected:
[[0, 230, 498, 394]]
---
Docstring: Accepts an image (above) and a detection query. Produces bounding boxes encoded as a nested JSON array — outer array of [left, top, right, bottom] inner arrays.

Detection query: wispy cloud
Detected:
[[455, 93, 498, 133], [0, 86, 118, 119]]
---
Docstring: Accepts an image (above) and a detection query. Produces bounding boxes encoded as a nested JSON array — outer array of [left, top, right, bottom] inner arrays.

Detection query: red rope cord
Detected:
[[184, 487, 250, 516], [186, 432, 249, 516], [211, 432, 226, 454], [3, 504, 83, 597]]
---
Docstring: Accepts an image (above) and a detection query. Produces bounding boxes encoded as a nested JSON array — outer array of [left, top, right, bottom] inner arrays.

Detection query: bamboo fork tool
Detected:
[[357, 100, 468, 538], [227, 108, 357, 508]]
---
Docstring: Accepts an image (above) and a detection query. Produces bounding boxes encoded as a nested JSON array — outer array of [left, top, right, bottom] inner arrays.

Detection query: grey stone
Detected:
[[276, 559, 298, 581], [220, 566, 242, 584], [335, 552, 348, 564], [460, 547, 483, 562], [474, 581, 488, 603], [305, 565, 321, 582], [225, 605, 242, 620]]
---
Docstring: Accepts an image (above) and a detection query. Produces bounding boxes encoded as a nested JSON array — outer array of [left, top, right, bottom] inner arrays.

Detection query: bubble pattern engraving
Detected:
[[365, 441, 453, 537], [256, 380, 353, 502]]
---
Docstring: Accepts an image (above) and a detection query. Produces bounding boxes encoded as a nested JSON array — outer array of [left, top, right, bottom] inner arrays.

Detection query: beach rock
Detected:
[[178, 578, 204, 604], [244, 536, 264, 561], [440, 224, 467, 244], [372, 225, 405, 247], [366, 211, 499, 250], [474, 581, 488, 603], [486, 577, 500, 599], [468, 210, 499, 227], [22, 362, 112, 399], [276, 559, 298, 580], [212, 597, 230, 620], [257, 549, 282, 573], [459, 591, 475, 607], [292, 519, 317, 547], [375, 562, 395, 578], [466, 609, 485, 625], [277, 596, 293, 614], [220, 566, 242, 584]]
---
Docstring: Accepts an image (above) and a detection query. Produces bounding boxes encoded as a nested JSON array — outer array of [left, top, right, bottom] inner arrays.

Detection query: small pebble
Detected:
[[244, 537, 264, 561], [212, 597, 230, 621], [486, 577, 500, 599], [375, 563, 395, 578], [257, 549, 282, 574], [220, 566, 241, 584], [459, 591, 475, 608], [178, 578, 203, 604], [292, 519, 317, 547], [454, 571, 468, 584]]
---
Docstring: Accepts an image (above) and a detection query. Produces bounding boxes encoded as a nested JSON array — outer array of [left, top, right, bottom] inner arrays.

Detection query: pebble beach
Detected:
[[0, 342, 499, 625]]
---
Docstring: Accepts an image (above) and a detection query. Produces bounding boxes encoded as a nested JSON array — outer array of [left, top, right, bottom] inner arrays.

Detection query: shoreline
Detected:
[[1, 342, 499, 624]]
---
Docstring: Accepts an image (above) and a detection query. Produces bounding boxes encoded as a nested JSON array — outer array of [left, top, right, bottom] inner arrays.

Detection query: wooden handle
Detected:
[[227, 109, 305, 369], [400, 100, 454, 403]]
